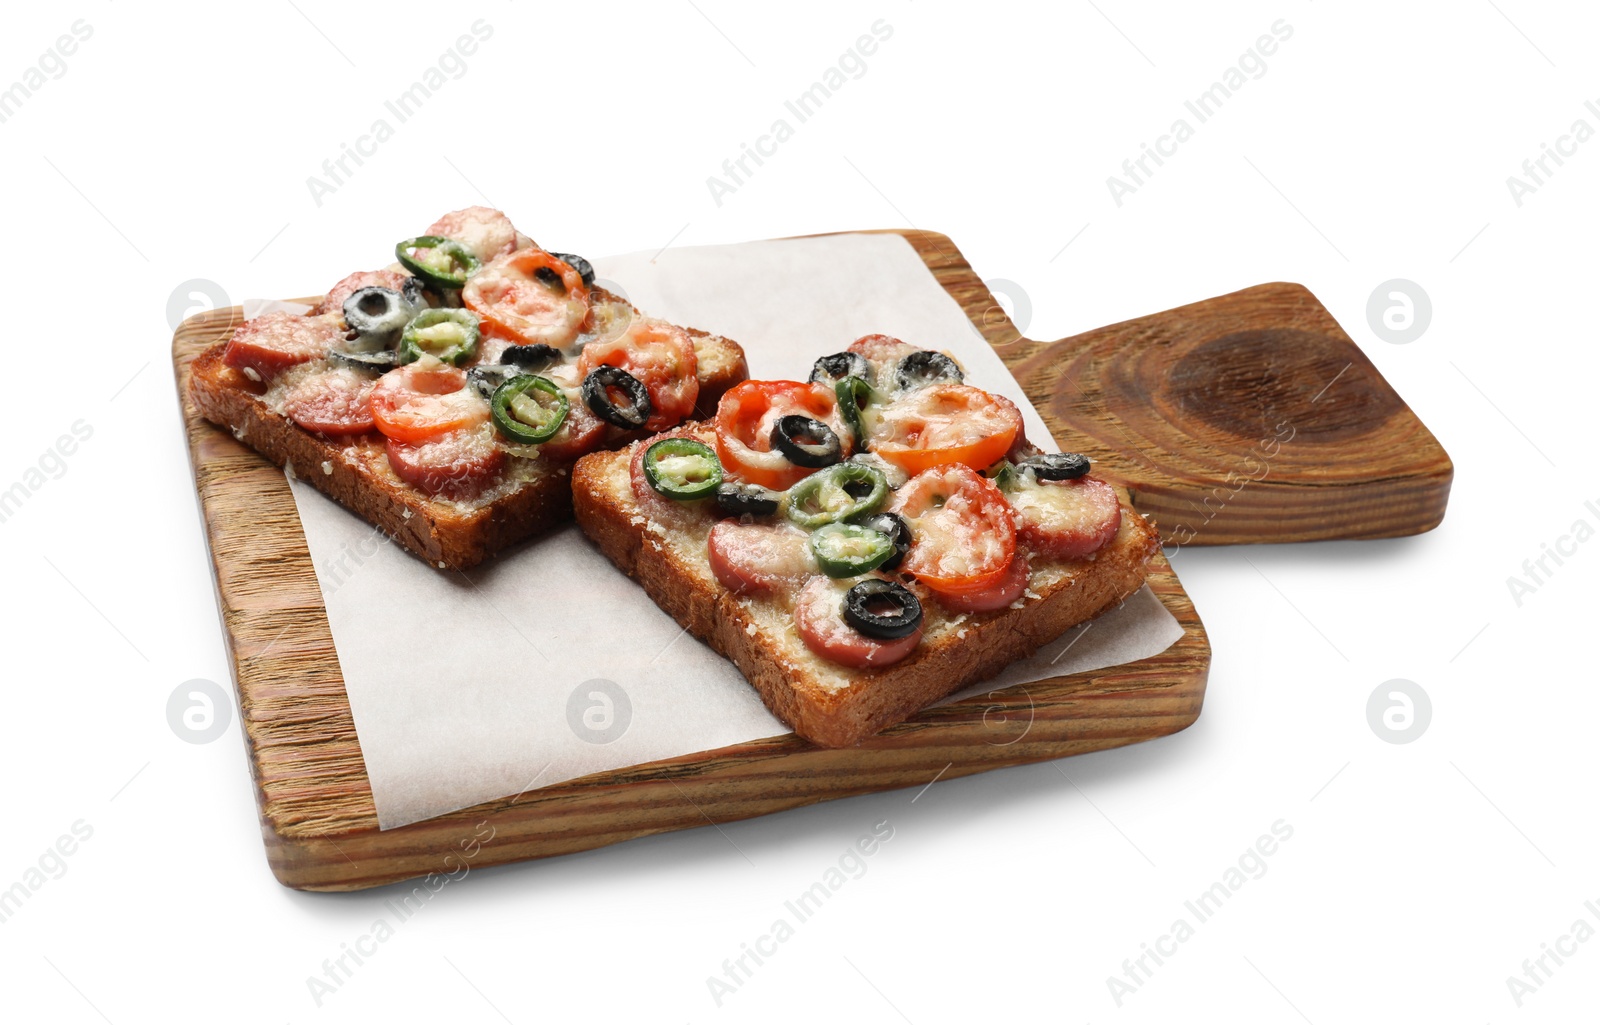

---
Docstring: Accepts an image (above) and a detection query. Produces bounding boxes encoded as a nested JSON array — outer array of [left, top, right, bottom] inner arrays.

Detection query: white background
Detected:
[[1, 1, 1595, 1021]]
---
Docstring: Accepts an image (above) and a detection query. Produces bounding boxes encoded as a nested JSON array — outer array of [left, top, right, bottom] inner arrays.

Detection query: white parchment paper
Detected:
[[279, 233, 1184, 829]]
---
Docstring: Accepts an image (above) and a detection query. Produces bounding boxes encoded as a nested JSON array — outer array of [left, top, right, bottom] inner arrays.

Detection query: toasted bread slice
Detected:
[[187, 294, 748, 570], [571, 425, 1161, 748]]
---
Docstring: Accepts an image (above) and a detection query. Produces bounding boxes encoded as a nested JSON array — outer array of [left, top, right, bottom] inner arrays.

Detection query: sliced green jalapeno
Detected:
[[834, 376, 876, 446], [399, 308, 481, 366], [809, 522, 896, 578], [644, 438, 723, 501], [490, 375, 568, 445], [395, 236, 481, 290], [784, 462, 888, 528], [989, 460, 1022, 493]]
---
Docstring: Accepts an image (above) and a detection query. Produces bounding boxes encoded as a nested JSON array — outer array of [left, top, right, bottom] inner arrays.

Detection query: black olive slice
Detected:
[[399, 275, 427, 311], [842, 579, 923, 640], [850, 511, 912, 571], [328, 348, 397, 373], [771, 415, 842, 468], [581, 365, 652, 429], [715, 481, 783, 518], [466, 364, 522, 400], [501, 343, 562, 371], [1020, 452, 1091, 481], [893, 350, 964, 391], [342, 286, 413, 351], [810, 351, 872, 385], [550, 252, 597, 289]]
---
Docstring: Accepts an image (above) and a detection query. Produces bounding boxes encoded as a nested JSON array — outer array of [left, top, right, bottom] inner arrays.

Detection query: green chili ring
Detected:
[[644, 438, 723, 501], [989, 460, 1022, 493], [834, 375, 876, 446], [491, 375, 569, 445], [810, 522, 896, 578], [399, 308, 481, 366], [784, 462, 889, 528], [395, 235, 482, 290]]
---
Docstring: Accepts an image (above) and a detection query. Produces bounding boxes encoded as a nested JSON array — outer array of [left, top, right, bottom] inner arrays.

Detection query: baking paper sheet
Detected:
[[280, 233, 1184, 829]]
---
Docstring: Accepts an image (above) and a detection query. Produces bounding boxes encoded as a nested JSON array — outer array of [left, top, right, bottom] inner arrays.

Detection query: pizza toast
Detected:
[[572, 335, 1161, 747]]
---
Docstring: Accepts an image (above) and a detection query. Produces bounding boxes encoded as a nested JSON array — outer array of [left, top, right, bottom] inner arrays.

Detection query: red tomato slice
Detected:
[[794, 576, 922, 669], [577, 321, 700, 432], [369, 359, 489, 444], [1011, 476, 1122, 559], [313, 269, 411, 317], [706, 521, 815, 595], [425, 206, 520, 263], [713, 380, 852, 490], [933, 552, 1031, 613], [891, 464, 1018, 597], [222, 312, 343, 384], [384, 425, 505, 499], [847, 333, 916, 364], [867, 383, 1022, 474], [462, 248, 588, 347], [281, 367, 376, 435]]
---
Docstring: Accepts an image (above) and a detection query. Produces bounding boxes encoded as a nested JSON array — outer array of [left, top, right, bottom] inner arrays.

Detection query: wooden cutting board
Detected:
[[172, 229, 1451, 890]]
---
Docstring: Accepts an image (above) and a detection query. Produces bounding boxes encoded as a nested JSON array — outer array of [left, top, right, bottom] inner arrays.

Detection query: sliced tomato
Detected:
[[369, 358, 489, 443], [222, 312, 342, 384], [867, 383, 1021, 474], [847, 333, 916, 365], [425, 206, 520, 263], [794, 576, 922, 669], [462, 248, 588, 347], [281, 366, 376, 435], [713, 380, 852, 490], [577, 320, 699, 432], [313, 269, 410, 317], [891, 463, 1018, 597], [384, 425, 505, 499], [933, 552, 1031, 613], [707, 521, 815, 595], [1011, 475, 1122, 560]]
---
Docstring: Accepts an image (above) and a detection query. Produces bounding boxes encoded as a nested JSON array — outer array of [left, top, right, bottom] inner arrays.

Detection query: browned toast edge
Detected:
[[186, 323, 748, 570], [572, 440, 1162, 748]]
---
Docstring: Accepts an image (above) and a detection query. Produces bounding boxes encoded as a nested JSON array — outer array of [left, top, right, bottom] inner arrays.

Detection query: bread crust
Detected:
[[186, 304, 748, 570], [572, 435, 1161, 748]]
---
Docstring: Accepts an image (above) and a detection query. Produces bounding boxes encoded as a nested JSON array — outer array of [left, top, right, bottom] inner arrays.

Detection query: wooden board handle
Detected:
[[998, 281, 1452, 546]]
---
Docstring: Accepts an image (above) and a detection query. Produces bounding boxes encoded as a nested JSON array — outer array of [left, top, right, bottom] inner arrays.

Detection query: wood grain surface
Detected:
[[173, 229, 1446, 890]]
